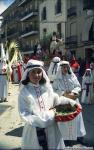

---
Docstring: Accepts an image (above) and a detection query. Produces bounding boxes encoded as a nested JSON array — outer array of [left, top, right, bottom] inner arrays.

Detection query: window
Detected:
[[43, 28, 47, 33], [41, 7, 47, 20], [57, 23, 62, 38], [55, 0, 62, 14], [70, 22, 76, 36]]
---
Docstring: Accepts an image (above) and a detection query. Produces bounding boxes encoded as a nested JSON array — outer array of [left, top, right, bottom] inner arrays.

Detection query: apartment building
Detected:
[[39, 0, 94, 60], [0, 0, 43, 55], [18, 0, 41, 54], [1, 1, 19, 45], [66, 0, 94, 61], [39, 0, 67, 53], [1, 0, 94, 60]]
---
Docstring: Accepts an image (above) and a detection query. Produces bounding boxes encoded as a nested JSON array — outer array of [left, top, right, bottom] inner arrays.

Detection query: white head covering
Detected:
[[83, 68, 92, 77], [21, 59, 50, 85], [52, 57, 61, 63], [82, 68, 93, 84], [47, 57, 61, 82], [60, 60, 73, 73], [55, 60, 76, 79]]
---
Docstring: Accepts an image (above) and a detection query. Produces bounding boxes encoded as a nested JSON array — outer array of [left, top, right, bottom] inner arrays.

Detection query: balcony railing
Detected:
[[67, 6, 77, 17], [20, 26, 39, 38], [66, 35, 77, 45], [22, 46, 33, 52], [18, 0, 30, 7], [20, 9, 38, 21]]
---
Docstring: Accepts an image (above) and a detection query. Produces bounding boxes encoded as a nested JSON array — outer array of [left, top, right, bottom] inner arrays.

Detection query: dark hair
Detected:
[[39, 75, 46, 85], [21, 72, 46, 85], [21, 76, 30, 85]]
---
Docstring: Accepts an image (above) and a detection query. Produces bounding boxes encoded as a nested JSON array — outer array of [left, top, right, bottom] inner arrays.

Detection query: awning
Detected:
[[82, 16, 93, 41]]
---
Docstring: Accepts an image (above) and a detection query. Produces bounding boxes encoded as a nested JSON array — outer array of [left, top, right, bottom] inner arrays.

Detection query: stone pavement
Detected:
[[0, 83, 94, 150], [0, 83, 23, 150]]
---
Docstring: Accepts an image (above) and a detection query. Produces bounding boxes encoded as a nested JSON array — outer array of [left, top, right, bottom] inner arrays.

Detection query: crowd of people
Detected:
[[0, 34, 94, 149]]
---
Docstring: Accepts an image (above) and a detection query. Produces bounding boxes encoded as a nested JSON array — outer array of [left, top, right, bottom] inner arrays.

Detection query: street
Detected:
[[0, 83, 94, 150]]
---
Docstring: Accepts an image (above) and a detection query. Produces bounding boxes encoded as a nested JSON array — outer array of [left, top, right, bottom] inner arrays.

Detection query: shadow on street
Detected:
[[5, 126, 23, 137], [0, 104, 11, 115], [81, 104, 94, 147]]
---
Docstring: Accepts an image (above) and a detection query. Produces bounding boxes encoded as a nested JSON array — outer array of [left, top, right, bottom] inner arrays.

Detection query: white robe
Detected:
[[12, 64, 19, 83], [50, 36, 57, 54], [19, 83, 71, 149], [0, 62, 8, 100], [53, 73, 86, 140], [81, 76, 93, 104], [47, 62, 60, 82]]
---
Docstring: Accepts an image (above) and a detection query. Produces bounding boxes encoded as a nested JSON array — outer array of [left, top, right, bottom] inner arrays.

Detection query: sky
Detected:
[[0, 0, 15, 15]]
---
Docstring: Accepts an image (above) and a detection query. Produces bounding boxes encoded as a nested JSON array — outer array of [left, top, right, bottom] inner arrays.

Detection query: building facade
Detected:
[[65, 0, 94, 61], [0, 0, 43, 55], [39, 0, 94, 60], [39, 0, 67, 53], [0, 0, 94, 60]]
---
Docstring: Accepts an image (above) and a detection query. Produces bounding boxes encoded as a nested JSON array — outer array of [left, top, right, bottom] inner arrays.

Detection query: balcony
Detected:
[[20, 26, 39, 38], [67, 7, 77, 17], [83, 0, 94, 10], [21, 46, 33, 52], [20, 9, 38, 21], [7, 29, 18, 37], [18, 0, 30, 7], [66, 35, 77, 45]]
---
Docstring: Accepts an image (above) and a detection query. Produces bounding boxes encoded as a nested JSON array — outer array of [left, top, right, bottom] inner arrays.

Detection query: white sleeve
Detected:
[[71, 74, 81, 94], [59, 96, 77, 106], [53, 79, 64, 96]]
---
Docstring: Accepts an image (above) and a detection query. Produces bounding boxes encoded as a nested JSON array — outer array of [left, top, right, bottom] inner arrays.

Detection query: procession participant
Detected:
[[53, 61, 86, 142], [47, 56, 61, 83], [0, 59, 8, 102], [90, 61, 94, 87], [50, 31, 58, 55], [81, 68, 94, 104], [17, 61, 23, 82], [18, 59, 78, 150], [11, 61, 19, 83], [70, 56, 80, 79]]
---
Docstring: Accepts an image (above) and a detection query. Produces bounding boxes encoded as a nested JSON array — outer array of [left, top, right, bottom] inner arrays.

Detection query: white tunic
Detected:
[[0, 62, 8, 100], [81, 76, 93, 104], [50, 36, 57, 54], [53, 73, 86, 140], [12, 64, 19, 83], [18, 83, 69, 149], [47, 61, 60, 82]]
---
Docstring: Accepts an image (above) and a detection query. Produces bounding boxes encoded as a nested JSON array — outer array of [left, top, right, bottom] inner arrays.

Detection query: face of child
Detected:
[[29, 68, 43, 84], [61, 65, 68, 75], [86, 71, 90, 76]]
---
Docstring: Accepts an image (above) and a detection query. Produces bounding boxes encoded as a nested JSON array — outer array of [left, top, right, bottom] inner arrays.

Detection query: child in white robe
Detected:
[[18, 59, 79, 150], [47, 56, 61, 83], [53, 61, 86, 142], [81, 68, 94, 104]]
